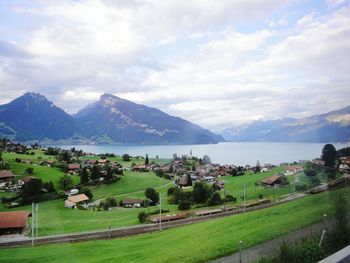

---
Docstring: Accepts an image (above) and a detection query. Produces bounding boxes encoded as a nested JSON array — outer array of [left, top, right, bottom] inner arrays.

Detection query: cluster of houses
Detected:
[[67, 159, 122, 174], [0, 140, 28, 154]]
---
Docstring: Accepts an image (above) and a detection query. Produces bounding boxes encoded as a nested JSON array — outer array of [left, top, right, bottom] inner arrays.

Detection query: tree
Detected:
[[59, 175, 74, 191], [122, 154, 130, 161], [322, 144, 337, 167], [80, 188, 93, 199], [105, 166, 113, 181], [186, 174, 192, 186], [138, 211, 148, 223], [178, 200, 191, 210], [91, 165, 101, 181], [208, 192, 223, 206], [145, 154, 149, 165], [21, 178, 44, 204], [254, 160, 261, 173], [144, 188, 159, 205], [202, 155, 211, 165], [80, 167, 89, 184], [25, 167, 34, 174], [193, 181, 213, 203]]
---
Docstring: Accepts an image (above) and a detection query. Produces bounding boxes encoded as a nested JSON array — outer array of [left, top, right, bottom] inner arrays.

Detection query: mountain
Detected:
[[0, 92, 224, 144], [74, 94, 224, 144], [221, 106, 350, 143], [0, 92, 76, 141]]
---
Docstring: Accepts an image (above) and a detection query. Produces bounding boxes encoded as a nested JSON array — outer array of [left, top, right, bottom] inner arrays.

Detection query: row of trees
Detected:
[[167, 181, 232, 210]]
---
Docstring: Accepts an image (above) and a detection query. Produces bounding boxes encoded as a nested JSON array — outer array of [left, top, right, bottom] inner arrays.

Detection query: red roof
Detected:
[[68, 164, 80, 170], [0, 170, 14, 179], [0, 211, 32, 229], [262, 175, 281, 185]]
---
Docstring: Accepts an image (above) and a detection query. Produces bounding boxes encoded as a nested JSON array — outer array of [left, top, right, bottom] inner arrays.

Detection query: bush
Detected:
[[224, 195, 236, 202], [207, 192, 223, 206], [122, 154, 131, 161], [295, 184, 308, 192], [178, 200, 191, 210], [148, 208, 170, 215], [258, 194, 264, 199], [138, 211, 148, 223]]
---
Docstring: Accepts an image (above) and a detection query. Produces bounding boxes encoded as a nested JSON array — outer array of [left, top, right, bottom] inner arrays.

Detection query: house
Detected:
[[39, 160, 55, 167], [261, 175, 281, 187], [122, 199, 142, 208], [21, 159, 32, 165], [313, 159, 325, 166], [0, 211, 32, 235], [68, 163, 80, 171], [178, 175, 192, 188], [98, 159, 109, 165], [64, 194, 90, 209], [87, 160, 98, 165], [284, 166, 304, 176], [131, 164, 149, 172], [0, 170, 15, 183]]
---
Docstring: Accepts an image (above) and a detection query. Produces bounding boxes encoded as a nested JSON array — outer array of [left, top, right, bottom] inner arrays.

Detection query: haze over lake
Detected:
[[50, 142, 349, 166]]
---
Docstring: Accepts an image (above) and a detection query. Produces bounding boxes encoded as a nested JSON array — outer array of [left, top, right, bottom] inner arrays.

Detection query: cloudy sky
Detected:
[[1, 0, 350, 131]]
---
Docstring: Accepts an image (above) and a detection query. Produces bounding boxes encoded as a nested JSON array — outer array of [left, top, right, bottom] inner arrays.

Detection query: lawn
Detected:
[[0, 187, 348, 263], [91, 171, 171, 199]]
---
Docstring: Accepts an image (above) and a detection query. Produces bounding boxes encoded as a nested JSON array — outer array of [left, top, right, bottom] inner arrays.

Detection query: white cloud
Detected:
[[0, 0, 349, 130]]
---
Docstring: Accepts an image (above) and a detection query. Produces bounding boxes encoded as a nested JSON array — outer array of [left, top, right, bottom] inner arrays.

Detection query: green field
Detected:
[[91, 171, 171, 200], [0, 187, 348, 263], [0, 151, 316, 237]]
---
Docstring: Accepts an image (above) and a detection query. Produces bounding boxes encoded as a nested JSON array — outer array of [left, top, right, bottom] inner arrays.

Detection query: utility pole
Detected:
[[36, 203, 38, 237], [159, 193, 162, 231], [243, 184, 246, 213], [239, 240, 243, 263], [31, 203, 34, 246]]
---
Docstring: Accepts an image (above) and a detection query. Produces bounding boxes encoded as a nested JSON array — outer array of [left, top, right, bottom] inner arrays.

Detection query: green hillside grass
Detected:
[[0, 187, 348, 263]]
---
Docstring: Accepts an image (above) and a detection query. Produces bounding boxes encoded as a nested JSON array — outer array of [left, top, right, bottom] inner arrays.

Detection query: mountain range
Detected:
[[0, 92, 224, 144], [220, 106, 350, 143]]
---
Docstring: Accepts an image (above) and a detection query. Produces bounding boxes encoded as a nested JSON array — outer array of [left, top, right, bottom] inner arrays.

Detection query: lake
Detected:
[[48, 142, 349, 166]]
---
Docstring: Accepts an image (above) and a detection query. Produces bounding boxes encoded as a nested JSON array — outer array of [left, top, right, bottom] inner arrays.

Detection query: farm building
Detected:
[[68, 163, 80, 171], [261, 175, 282, 187], [0, 170, 15, 183], [122, 199, 142, 208], [64, 194, 90, 209], [0, 211, 32, 235]]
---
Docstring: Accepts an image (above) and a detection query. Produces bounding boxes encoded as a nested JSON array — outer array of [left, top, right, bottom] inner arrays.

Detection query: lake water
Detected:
[[49, 142, 349, 166]]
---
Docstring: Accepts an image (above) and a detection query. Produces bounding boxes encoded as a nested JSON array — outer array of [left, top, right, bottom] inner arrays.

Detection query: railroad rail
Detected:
[[0, 195, 305, 248]]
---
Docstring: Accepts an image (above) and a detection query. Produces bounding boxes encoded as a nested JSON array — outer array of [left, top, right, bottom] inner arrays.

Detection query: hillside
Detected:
[[221, 106, 350, 143], [0, 92, 224, 144], [74, 94, 224, 144], [0, 92, 76, 141]]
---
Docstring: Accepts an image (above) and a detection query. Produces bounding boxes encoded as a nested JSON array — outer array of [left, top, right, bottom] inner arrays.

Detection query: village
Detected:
[[0, 138, 349, 238]]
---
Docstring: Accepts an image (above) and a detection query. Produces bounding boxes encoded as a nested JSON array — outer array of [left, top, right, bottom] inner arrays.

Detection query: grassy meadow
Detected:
[[0, 187, 348, 263]]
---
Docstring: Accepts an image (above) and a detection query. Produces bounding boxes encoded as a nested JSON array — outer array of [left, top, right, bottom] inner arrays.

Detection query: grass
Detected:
[[0, 198, 162, 236], [0, 187, 348, 263], [2, 151, 80, 190], [91, 171, 171, 200]]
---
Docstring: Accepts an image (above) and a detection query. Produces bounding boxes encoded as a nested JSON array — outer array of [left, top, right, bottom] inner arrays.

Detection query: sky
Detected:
[[0, 0, 350, 131]]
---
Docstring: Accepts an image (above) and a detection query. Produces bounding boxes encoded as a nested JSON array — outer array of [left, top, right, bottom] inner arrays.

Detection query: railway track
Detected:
[[0, 195, 305, 248]]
